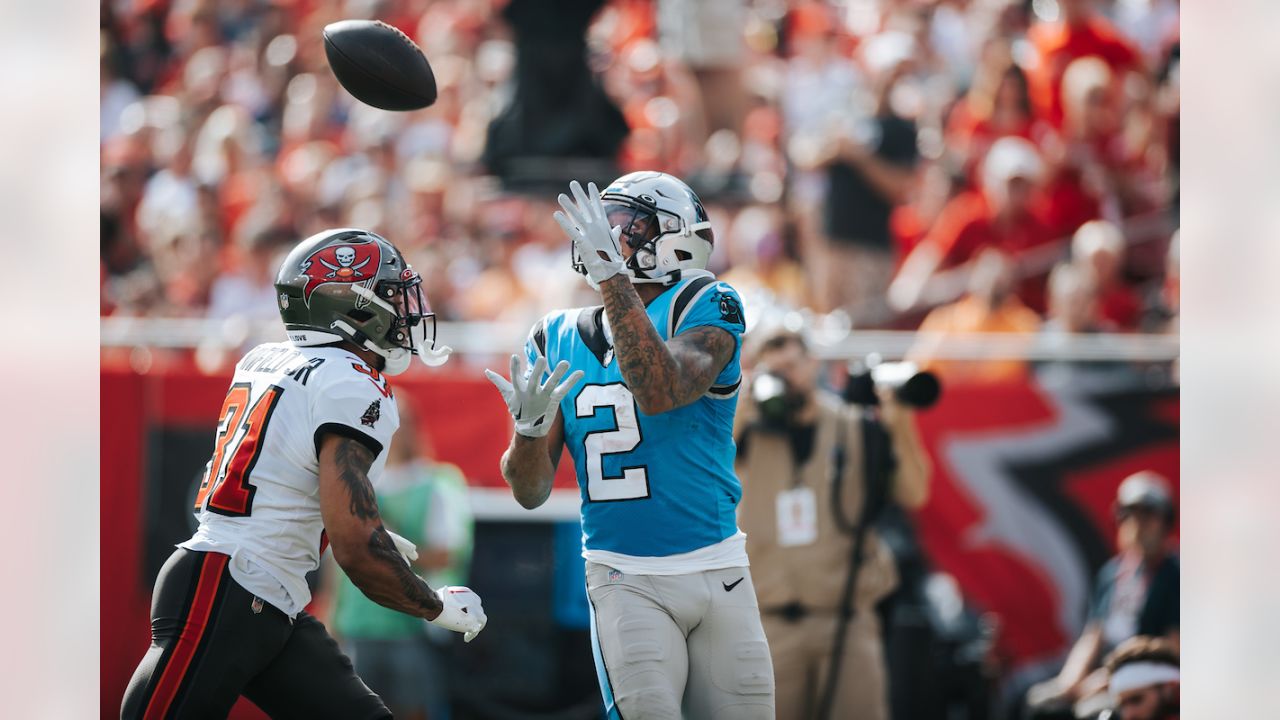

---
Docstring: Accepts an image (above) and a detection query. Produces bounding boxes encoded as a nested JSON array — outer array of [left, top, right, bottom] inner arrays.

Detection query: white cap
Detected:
[[1116, 470, 1173, 510], [982, 137, 1044, 190], [1073, 220, 1125, 259]]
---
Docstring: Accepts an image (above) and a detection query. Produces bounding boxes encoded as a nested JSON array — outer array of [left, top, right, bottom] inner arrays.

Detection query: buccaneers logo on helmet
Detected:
[[299, 240, 382, 304]]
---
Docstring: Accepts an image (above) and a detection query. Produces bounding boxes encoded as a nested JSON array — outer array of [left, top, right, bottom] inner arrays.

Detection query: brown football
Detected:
[[322, 20, 437, 111]]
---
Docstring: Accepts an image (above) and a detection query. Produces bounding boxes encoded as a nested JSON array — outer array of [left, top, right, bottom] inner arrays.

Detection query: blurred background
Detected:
[[99, 0, 1179, 718]]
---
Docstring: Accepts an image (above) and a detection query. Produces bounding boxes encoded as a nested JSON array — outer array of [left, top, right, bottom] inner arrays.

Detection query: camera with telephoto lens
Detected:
[[751, 371, 806, 430], [844, 360, 942, 409]]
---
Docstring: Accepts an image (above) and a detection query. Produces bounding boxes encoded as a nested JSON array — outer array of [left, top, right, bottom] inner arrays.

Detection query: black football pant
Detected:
[[121, 548, 391, 720]]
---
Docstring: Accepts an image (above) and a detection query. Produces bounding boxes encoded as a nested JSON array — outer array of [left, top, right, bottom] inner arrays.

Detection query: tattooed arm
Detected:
[[597, 275, 736, 415], [317, 433, 444, 619]]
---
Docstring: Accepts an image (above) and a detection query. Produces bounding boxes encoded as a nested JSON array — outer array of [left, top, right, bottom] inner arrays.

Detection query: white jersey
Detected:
[[180, 341, 400, 617]]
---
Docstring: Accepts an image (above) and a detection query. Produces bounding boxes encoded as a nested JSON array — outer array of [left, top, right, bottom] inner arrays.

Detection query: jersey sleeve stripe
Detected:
[[575, 306, 613, 367], [532, 317, 548, 359], [704, 378, 742, 400], [313, 422, 385, 459], [669, 275, 717, 336]]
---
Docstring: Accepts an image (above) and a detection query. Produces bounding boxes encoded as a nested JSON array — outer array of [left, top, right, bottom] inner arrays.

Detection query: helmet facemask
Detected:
[[570, 195, 714, 287], [346, 270, 450, 374]]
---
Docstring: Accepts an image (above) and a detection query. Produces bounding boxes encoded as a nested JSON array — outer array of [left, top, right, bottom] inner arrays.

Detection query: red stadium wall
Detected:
[[102, 363, 1177, 715]]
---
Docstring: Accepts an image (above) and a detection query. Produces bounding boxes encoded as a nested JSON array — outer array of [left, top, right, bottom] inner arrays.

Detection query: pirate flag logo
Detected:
[[300, 240, 382, 305], [360, 399, 381, 428]]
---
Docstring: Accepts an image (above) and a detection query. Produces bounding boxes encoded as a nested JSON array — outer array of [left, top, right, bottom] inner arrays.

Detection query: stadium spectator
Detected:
[[908, 248, 1041, 384], [814, 30, 922, 324], [1072, 220, 1141, 331], [329, 402, 475, 720], [1103, 636, 1180, 720], [1025, 471, 1179, 717], [944, 38, 1039, 182], [734, 325, 930, 720], [889, 136, 1056, 315], [780, 1, 865, 314], [1038, 56, 1133, 240], [1042, 261, 1108, 336], [98, 0, 1179, 336], [1026, 0, 1143, 128]]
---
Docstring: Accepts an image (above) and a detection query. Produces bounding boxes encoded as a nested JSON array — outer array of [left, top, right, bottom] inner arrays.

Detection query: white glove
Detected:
[[386, 530, 418, 564], [554, 180, 626, 286], [485, 354, 583, 438], [429, 586, 487, 642]]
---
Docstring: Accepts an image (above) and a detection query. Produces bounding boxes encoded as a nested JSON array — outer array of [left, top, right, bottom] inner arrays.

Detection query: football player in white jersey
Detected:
[[122, 229, 485, 720]]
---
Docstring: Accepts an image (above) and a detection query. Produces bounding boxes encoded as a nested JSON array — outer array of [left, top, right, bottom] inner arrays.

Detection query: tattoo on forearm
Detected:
[[333, 436, 442, 617], [368, 524, 443, 617], [335, 438, 379, 520], [599, 278, 735, 411]]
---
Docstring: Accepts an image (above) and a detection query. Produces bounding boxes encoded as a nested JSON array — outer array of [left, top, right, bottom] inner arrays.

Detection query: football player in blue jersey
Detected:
[[486, 172, 775, 719]]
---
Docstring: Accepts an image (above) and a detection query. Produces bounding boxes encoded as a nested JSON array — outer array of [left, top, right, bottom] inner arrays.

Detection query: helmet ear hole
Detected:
[[675, 249, 693, 261], [347, 309, 374, 322]]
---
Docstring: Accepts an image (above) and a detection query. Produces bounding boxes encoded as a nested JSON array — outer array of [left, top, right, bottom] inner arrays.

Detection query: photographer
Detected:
[[735, 327, 931, 720]]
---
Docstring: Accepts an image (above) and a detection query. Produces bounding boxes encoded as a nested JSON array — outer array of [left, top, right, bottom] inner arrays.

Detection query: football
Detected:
[[322, 19, 437, 111]]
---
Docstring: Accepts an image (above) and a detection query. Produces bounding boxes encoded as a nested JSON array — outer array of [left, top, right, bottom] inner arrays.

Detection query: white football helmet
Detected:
[[572, 171, 715, 287]]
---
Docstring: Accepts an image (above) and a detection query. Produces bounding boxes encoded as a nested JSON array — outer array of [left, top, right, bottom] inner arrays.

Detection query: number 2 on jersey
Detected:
[[575, 384, 649, 501], [194, 383, 284, 516]]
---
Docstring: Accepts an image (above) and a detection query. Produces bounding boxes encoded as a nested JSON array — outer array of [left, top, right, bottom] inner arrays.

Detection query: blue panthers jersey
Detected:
[[526, 274, 747, 557]]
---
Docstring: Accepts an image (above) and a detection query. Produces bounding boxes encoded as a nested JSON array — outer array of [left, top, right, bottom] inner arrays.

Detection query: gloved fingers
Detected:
[[528, 355, 549, 388], [483, 369, 513, 399], [548, 369, 585, 406], [586, 182, 607, 224], [558, 192, 588, 231], [569, 181, 594, 227], [542, 359, 571, 393], [387, 531, 418, 562], [553, 209, 581, 240], [508, 353, 524, 393]]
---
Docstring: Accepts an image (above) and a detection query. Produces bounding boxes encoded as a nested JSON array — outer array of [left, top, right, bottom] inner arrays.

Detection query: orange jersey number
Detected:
[[193, 383, 284, 516]]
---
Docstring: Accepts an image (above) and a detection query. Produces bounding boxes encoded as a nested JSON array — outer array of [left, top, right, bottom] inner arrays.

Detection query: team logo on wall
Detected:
[[300, 241, 381, 304]]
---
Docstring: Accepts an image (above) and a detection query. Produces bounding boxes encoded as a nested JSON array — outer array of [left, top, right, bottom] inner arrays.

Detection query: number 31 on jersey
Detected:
[[194, 383, 284, 516]]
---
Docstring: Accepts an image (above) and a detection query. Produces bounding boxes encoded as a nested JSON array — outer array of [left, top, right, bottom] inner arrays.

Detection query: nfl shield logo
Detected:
[[608, 569, 622, 583]]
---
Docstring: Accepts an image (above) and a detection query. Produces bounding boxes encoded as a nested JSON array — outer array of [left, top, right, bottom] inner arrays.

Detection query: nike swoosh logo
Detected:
[[723, 577, 744, 592]]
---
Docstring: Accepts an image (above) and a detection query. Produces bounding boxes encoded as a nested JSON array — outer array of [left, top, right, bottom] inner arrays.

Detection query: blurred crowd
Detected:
[[100, 0, 1180, 344]]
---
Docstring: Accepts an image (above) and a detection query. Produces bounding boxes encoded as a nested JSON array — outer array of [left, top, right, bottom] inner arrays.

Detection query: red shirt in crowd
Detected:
[[1098, 282, 1143, 331], [923, 191, 1060, 313], [1028, 16, 1142, 127]]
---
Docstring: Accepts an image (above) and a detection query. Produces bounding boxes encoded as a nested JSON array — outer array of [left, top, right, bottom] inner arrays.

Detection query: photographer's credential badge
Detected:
[[776, 487, 818, 547]]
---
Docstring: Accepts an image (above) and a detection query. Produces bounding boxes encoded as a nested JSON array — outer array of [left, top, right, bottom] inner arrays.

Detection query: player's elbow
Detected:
[[633, 390, 677, 416], [328, 531, 374, 574], [511, 481, 551, 510]]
